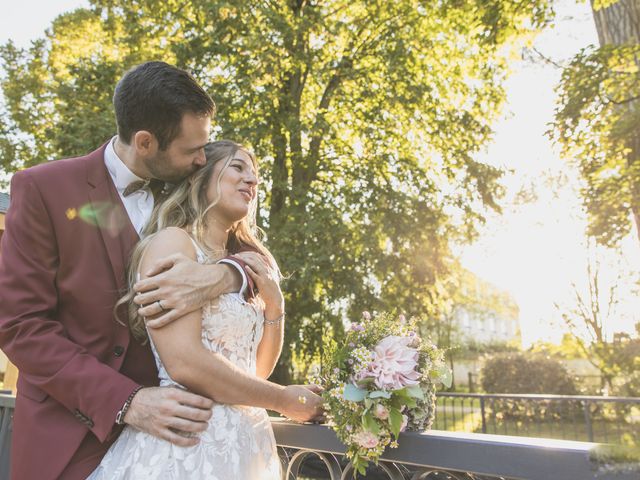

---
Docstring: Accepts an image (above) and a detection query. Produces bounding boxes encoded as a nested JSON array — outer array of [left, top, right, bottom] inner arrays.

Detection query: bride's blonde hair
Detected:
[[117, 140, 275, 342]]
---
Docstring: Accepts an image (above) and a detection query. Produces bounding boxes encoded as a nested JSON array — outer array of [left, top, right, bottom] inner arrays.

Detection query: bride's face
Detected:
[[206, 149, 258, 222]]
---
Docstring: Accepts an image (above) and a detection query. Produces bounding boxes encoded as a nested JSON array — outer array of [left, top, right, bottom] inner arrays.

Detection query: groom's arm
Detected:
[[0, 170, 215, 447], [0, 170, 143, 442], [133, 253, 249, 328]]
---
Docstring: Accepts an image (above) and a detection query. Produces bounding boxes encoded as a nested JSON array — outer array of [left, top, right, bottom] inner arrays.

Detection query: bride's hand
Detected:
[[279, 385, 324, 423], [235, 252, 284, 313]]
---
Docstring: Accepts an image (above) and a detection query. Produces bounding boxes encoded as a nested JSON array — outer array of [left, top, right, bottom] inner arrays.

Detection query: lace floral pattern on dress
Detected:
[[87, 240, 281, 480]]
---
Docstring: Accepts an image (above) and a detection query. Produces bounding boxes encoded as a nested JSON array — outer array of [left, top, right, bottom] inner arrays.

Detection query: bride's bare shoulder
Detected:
[[143, 227, 197, 262]]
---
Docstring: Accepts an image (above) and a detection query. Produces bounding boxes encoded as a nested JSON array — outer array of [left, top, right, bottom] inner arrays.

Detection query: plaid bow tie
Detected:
[[123, 178, 165, 198]]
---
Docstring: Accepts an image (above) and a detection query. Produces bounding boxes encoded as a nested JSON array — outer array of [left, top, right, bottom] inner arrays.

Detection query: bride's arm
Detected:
[[234, 251, 285, 379], [139, 229, 318, 421], [256, 303, 285, 379]]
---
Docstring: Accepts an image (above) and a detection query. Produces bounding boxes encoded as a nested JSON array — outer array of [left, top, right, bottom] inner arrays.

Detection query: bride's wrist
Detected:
[[264, 301, 284, 320], [268, 384, 287, 412]]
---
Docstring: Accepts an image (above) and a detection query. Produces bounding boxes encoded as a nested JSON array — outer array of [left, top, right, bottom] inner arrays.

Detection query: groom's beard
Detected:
[[145, 151, 199, 183]]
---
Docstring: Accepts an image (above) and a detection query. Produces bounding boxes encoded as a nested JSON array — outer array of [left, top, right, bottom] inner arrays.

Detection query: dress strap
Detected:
[[186, 233, 207, 261], [166, 227, 249, 300]]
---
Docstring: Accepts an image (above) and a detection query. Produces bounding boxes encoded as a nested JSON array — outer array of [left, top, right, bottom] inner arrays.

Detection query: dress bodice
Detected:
[[149, 236, 264, 388], [88, 230, 280, 480]]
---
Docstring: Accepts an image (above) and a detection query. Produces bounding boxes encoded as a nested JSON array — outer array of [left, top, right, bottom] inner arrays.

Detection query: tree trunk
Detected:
[[591, 0, 640, 45], [591, 0, 640, 244]]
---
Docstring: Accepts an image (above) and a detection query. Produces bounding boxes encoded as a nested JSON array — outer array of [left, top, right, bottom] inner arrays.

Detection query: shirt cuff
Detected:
[[217, 258, 248, 299]]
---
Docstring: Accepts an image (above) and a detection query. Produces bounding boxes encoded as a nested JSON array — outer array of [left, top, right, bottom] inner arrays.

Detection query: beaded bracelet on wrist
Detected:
[[115, 385, 143, 425]]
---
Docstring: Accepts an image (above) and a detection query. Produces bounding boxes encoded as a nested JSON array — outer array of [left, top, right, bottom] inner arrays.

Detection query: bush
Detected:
[[480, 352, 581, 421], [481, 352, 578, 394]]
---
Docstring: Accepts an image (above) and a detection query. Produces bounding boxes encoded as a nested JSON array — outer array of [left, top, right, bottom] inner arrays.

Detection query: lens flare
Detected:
[[76, 202, 129, 236], [65, 208, 77, 220]]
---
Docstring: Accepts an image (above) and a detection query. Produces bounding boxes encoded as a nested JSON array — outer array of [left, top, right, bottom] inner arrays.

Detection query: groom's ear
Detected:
[[133, 130, 158, 156]]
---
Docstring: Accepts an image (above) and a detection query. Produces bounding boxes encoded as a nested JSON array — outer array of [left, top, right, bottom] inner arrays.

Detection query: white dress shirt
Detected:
[[104, 138, 249, 298], [104, 136, 154, 235]]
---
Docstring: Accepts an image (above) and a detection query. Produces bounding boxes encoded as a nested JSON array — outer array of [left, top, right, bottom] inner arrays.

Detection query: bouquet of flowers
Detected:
[[319, 311, 451, 476]]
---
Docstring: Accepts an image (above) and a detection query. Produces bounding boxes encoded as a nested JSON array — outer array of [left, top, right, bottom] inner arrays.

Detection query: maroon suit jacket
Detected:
[[0, 144, 159, 479]]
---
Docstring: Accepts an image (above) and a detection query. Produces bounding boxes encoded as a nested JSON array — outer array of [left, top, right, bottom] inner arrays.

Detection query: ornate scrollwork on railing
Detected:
[[281, 449, 343, 479], [271, 419, 638, 480], [278, 447, 515, 480], [340, 459, 404, 480]]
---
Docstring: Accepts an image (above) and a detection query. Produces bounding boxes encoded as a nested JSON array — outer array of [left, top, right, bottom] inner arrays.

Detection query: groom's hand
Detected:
[[133, 253, 240, 328], [124, 387, 214, 447]]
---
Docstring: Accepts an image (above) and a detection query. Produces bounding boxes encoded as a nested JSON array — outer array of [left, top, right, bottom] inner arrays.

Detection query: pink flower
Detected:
[[352, 430, 379, 449], [362, 311, 371, 320], [365, 336, 420, 390], [374, 404, 389, 420]]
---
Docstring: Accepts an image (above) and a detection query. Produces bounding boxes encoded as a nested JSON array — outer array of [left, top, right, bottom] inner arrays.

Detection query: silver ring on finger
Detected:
[[157, 300, 166, 312]]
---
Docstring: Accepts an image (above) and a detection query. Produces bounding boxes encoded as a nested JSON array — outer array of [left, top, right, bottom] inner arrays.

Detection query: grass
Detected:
[[433, 397, 640, 445]]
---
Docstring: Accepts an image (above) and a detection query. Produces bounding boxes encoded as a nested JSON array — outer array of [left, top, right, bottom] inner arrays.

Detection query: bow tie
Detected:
[[123, 178, 165, 198]]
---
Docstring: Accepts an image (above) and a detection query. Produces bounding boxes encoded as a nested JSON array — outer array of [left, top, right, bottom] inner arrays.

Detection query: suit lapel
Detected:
[[86, 144, 139, 292]]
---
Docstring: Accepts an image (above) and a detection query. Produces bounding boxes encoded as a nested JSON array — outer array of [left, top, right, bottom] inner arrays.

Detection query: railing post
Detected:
[[480, 396, 487, 434], [583, 400, 594, 442]]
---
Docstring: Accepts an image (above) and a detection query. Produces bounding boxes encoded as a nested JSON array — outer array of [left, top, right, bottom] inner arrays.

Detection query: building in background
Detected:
[[446, 269, 522, 389], [452, 269, 522, 345]]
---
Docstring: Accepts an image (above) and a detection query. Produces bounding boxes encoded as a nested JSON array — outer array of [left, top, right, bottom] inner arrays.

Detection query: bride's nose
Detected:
[[244, 170, 258, 185]]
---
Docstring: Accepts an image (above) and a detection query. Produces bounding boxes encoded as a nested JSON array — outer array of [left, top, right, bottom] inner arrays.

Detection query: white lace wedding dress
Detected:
[[88, 242, 281, 480]]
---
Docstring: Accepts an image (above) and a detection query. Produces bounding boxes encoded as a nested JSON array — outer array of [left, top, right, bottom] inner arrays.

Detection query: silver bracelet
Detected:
[[264, 313, 284, 327]]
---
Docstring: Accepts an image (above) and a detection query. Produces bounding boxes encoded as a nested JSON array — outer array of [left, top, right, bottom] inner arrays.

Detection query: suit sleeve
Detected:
[[0, 170, 139, 442]]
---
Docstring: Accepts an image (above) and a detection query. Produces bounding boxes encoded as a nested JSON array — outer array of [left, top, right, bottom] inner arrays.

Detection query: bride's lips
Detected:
[[238, 189, 254, 201]]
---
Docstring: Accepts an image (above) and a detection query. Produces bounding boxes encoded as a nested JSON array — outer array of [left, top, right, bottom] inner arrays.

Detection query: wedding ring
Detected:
[[157, 300, 166, 312], [298, 395, 307, 404]]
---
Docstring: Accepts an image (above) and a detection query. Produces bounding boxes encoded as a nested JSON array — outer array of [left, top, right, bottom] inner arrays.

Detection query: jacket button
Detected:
[[114, 345, 125, 357]]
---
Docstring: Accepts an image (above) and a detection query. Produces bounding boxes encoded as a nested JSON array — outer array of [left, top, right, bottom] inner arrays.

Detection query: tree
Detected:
[[553, 247, 634, 391], [552, 0, 640, 247], [529, 333, 589, 360], [0, 0, 553, 382]]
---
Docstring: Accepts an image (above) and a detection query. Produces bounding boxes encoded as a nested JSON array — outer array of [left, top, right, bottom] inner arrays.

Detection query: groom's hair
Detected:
[[113, 61, 215, 150]]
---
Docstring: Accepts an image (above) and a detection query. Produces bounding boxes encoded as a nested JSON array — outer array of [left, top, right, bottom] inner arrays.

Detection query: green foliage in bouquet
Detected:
[[319, 312, 451, 476]]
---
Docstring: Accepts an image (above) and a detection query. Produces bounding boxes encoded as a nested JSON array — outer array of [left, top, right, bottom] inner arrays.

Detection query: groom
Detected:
[[0, 62, 247, 479]]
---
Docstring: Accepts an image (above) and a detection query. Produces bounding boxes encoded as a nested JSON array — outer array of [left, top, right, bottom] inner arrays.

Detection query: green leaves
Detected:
[[436, 365, 453, 389], [405, 385, 425, 400], [369, 390, 392, 399], [389, 407, 403, 439], [0, 0, 553, 380], [551, 2, 640, 248], [392, 388, 417, 409], [362, 412, 380, 435], [343, 384, 367, 402]]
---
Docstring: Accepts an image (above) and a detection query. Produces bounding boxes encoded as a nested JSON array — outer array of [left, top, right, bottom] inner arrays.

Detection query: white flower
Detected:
[[352, 430, 379, 449], [374, 404, 389, 420]]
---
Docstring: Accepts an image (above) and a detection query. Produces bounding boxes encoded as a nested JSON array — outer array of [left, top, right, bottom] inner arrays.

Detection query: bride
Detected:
[[88, 140, 323, 479]]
